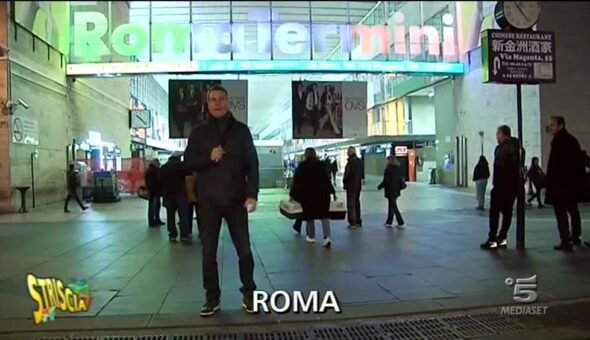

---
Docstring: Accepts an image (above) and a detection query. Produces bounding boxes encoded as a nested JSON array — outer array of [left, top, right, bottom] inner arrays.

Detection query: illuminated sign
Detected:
[[67, 60, 464, 76], [72, 9, 457, 62]]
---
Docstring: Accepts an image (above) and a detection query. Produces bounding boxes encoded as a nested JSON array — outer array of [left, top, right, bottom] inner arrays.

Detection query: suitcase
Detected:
[[279, 199, 347, 220]]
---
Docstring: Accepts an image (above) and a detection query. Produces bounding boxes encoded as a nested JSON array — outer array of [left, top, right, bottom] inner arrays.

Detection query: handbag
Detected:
[[329, 200, 346, 220], [400, 178, 407, 190], [137, 186, 151, 200], [279, 199, 303, 220]]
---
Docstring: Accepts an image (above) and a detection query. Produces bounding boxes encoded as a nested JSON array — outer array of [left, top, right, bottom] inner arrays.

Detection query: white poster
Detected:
[[292, 81, 367, 139], [168, 80, 248, 138], [341, 82, 368, 139]]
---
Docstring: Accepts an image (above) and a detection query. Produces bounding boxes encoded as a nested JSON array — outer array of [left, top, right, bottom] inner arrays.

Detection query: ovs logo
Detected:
[[230, 98, 247, 111], [344, 98, 367, 111]]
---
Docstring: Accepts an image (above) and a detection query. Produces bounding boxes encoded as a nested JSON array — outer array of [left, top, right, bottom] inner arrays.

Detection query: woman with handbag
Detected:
[[290, 147, 336, 248], [527, 157, 546, 208], [378, 156, 406, 229]]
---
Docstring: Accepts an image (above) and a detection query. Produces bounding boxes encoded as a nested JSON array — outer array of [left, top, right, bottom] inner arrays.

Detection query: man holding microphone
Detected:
[[184, 85, 259, 317]]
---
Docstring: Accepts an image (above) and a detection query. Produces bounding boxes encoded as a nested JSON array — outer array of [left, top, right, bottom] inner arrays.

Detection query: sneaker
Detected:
[[384, 224, 393, 228], [498, 239, 508, 247], [242, 295, 257, 314], [323, 237, 332, 248], [480, 240, 498, 250], [169, 237, 178, 243], [347, 225, 360, 230], [554, 243, 574, 252], [306, 236, 315, 243], [200, 300, 221, 317], [180, 237, 191, 242], [395, 224, 405, 229], [572, 238, 582, 246]]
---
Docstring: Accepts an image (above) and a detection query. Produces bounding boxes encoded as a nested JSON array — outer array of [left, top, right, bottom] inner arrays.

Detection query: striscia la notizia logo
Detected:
[[27, 274, 92, 324]]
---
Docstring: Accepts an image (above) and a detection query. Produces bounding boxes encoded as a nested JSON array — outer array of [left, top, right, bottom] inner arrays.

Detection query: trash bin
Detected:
[[15, 186, 30, 213], [429, 168, 437, 185]]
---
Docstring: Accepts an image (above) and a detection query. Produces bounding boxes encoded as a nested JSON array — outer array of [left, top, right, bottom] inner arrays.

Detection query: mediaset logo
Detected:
[[253, 290, 341, 314], [500, 274, 548, 316], [27, 274, 92, 324]]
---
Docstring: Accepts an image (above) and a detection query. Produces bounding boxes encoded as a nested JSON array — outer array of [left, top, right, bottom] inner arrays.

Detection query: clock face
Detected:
[[503, 1, 541, 30]]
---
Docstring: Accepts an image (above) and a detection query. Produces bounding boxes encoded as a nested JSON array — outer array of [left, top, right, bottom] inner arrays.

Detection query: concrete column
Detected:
[[0, 1, 12, 213]]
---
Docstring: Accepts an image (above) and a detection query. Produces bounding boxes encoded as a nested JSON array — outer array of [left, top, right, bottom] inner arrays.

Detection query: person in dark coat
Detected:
[[545, 116, 589, 251], [473, 155, 491, 210], [330, 159, 338, 186], [290, 147, 336, 248], [343, 146, 364, 229], [64, 163, 88, 213], [481, 125, 520, 250], [184, 85, 259, 316], [526, 157, 546, 208], [145, 159, 165, 227], [161, 152, 191, 243], [378, 156, 405, 228]]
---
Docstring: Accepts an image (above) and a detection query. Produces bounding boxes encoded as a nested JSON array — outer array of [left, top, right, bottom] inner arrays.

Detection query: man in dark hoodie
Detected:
[[184, 85, 259, 317], [546, 116, 588, 251], [161, 151, 190, 242], [481, 125, 521, 250]]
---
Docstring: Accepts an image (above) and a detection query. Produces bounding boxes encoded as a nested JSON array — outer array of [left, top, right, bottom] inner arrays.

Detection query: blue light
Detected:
[[194, 60, 465, 75]]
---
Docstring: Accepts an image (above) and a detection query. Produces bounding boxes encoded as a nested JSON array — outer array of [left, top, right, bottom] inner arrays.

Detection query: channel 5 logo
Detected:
[[505, 274, 538, 303]]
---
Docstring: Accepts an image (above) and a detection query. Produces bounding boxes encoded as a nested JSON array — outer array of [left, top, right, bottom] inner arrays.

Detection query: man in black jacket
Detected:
[[184, 85, 259, 317], [481, 125, 520, 250], [546, 116, 588, 251], [64, 163, 88, 213], [145, 159, 164, 227], [343, 147, 364, 229], [161, 152, 191, 242]]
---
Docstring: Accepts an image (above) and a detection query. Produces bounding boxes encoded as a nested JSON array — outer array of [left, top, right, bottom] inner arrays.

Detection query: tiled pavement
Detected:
[[0, 178, 589, 336]]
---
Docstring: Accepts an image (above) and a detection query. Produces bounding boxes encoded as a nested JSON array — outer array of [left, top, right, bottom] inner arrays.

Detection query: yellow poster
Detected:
[[15, 1, 69, 54], [457, 1, 497, 55]]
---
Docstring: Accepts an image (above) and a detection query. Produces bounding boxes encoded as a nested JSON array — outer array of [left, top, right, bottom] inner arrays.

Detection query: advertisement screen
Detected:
[[15, 1, 69, 54], [168, 80, 248, 139], [292, 81, 367, 140]]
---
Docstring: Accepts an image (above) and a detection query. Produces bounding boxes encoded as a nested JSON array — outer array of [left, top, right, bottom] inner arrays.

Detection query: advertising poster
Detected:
[[458, 1, 498, 56], [168, 80, 248, 138], [15, 1, 69, 54], [292, 81, 367, 140]]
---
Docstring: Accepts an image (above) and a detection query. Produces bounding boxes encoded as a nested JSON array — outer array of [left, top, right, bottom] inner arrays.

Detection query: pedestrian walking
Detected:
[[378, 156, 406, 228]]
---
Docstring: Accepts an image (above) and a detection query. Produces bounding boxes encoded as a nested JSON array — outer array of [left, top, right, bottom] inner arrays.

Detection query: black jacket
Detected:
[[66, 169, 80, 193], [378, 165, 403, 198], [184, 112, 259, 207], [343, 155, 364, 191], [473, 158, 490, 181], [160, 157, 188, 199], [290, 158, 335, 220], [493, 137, 520, 192], [545, 129, 588, 205], [144, 164, 161, 197]]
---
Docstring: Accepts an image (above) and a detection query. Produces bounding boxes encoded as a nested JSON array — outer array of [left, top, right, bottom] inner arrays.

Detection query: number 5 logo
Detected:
[[511, 275, 538, 303]]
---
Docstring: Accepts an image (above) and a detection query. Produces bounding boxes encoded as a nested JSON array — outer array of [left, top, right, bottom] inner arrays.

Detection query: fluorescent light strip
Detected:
[[67, 61, 465, 76]]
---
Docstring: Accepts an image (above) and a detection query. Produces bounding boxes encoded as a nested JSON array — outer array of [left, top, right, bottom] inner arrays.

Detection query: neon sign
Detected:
[[72, 9, 457, 62]]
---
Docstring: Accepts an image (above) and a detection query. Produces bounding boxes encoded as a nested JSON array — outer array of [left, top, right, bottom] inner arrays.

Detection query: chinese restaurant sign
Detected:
[[482, 29, 556, 84]]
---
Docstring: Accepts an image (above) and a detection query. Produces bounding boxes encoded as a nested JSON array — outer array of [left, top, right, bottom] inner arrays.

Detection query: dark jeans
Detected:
[[386, 196, 404, 225], [488, 188, 517, 242], [527, 183, 543, 206], [165, 196, 190, 238], [346, 188, 362, 226], [64, 190, 85, 211], [148, 196, 162, 225], [293, 218, 303, 232], [553, 203, 582, 244], [200, 202, 256, 302], [189, 202, 201, 236]]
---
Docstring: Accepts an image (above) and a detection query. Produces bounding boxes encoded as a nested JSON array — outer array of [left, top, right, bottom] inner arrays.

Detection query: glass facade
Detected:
[[67, 1, 460, 67]]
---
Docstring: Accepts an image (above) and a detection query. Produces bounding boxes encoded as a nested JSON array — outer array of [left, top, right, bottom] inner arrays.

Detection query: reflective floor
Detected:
[[0, 176, 589, 335]]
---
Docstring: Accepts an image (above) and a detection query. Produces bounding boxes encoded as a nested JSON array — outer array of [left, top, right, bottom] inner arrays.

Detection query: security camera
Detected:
[[17, 98, 29, 109]]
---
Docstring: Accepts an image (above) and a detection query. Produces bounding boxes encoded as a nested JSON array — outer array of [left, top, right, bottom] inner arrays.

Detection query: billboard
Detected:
[[292, 81, 367, 140], [168, 80, 248, 138], [15, 1, 69, 54]]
